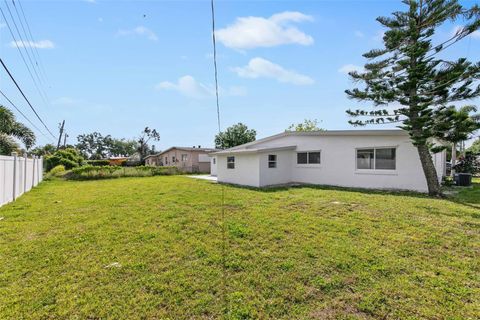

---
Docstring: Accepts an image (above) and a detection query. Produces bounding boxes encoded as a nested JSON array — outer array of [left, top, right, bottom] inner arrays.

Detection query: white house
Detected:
[[210, 130, 446, 193]]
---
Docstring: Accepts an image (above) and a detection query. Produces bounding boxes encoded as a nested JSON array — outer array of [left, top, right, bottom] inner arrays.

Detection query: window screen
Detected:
[[227, 156, 235, 169], [297, 152, 308, 164], [357, 149, 374, 169], [308, 152, 321, 164], [375, 148, 396, 170], [268, 154, 277, 168]]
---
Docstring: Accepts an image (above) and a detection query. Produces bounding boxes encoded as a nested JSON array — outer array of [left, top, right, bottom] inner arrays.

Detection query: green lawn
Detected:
[[0, 177, 479, 319]]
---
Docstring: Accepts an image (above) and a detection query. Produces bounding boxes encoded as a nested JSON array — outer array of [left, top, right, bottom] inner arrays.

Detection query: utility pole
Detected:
[[63, 133, 69, 148], [56, 120, 65, 150]]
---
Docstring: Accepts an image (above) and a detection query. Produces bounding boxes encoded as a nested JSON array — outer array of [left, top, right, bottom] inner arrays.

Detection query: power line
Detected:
[[0, 6, 49, 106], [0, 89, 52, 142], [11, 0, 48, 86], [0, 58, 56, 139], [16, 0, 49, 84], [2, 1, 49, 104]]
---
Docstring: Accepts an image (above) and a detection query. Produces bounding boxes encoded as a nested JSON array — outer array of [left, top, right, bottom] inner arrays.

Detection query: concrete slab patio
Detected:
[[187, 175, 218, 182]]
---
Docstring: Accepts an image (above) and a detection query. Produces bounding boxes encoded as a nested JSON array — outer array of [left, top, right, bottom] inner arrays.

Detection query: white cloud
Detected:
[[338, 64, 364, 74], [155, 75, 246, 98], [117, 26, 158, 41], [215, 11, 314, 50], [354, 30, 364, 38], [232, 57, 314, 85], [9, 40, 54, 49], [451, 25, 480, 39]]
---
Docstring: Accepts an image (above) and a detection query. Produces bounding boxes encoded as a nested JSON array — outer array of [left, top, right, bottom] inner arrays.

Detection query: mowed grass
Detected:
[[0, 177, 479, 319]]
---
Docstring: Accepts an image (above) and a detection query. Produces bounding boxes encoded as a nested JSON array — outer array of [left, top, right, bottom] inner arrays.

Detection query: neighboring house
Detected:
[[210, 130, 446, 193], [150, 146, 218, 173], [145, 154, 160, 166], [109, 156, 128, 166]]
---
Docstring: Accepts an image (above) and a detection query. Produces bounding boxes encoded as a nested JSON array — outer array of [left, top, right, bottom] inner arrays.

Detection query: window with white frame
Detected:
[[181, 154, 188, 162], [297, 151, 321, 164], [227, 156, 235, 169], [356, 147, 396, 170], [268, 154, 277, 168], [213, 158, 216, 164]]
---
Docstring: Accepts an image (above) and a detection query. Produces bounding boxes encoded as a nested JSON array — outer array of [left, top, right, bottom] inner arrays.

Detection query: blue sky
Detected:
[[0, 0, 479, 150]]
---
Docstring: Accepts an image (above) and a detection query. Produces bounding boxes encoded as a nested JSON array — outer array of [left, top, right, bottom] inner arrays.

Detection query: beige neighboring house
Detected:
[[144, 154, 160, 166], [146, 146, 218, 173]]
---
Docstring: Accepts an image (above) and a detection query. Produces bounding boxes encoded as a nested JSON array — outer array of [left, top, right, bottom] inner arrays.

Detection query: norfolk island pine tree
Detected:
[[345, 0, 480, 196]]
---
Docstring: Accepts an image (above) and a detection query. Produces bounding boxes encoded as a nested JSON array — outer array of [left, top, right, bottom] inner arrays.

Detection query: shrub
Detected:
[[454, 152, 480, 175], [86, 160, 110, 166], [49, 165, 66, 176], [67, 166, 181, 180], [46, 148, 84, 171]]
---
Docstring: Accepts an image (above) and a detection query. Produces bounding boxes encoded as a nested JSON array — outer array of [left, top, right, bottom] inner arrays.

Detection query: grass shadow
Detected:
[[218, 181, 430, 199]]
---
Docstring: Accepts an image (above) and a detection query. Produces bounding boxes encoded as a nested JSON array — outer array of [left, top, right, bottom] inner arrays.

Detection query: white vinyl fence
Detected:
[[0, 153, 43, 207]]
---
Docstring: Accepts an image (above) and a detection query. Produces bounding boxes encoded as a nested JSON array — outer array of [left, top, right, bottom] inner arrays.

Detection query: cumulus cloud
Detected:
[[215, 11, 314, 50], [232, 57, 314, 85], [117, 26, 158, 41], [10, 40, 54, 49], [155, 75, 246, 98], [338, 64, 364, 74]]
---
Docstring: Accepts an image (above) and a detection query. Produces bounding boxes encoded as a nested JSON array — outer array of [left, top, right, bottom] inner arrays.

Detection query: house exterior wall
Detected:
[[258, 150, 292, 186], [217, 153, 260, 187], [216, 133, 446, 192], [158, 148, 211, 173]]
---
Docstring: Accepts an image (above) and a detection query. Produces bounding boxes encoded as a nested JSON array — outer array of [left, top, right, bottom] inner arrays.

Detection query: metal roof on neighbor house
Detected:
[[156, 146, 220, 156]]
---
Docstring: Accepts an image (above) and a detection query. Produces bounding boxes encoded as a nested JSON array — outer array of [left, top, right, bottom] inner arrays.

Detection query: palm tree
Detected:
[[0, 105, 36, 155]]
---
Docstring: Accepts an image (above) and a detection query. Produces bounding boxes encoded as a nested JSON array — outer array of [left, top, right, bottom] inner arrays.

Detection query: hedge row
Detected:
[[66, 165, 180, 180]]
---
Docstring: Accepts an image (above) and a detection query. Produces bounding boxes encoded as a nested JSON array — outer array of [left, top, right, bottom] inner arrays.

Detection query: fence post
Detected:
[[11, 152, 17, 201], [23, 153, 28, 193], [32, 156, 36, 187], [40, 156, 43, 182]]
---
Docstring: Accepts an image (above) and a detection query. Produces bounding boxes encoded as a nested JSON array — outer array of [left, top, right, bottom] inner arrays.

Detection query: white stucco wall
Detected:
[[258, 150, 292, 186], [217, 153, 260, 187], [215, 133, 446, 192]]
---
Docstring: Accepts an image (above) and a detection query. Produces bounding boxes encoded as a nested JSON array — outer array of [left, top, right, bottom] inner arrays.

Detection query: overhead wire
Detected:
[[16, 0, 49, 84], [0, 89, 53, 143], [2, 0, 49, 104], [11, 0, 48, 86], [0, 58, 56, 139]]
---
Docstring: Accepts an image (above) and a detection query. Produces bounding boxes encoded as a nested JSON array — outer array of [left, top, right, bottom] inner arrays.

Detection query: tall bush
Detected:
[[45, 148, 84, 171]]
